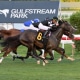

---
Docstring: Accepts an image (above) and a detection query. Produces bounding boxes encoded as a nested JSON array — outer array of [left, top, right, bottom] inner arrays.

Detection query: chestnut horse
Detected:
[[0, 29, 22, 39], [0, 29, 22, 56]]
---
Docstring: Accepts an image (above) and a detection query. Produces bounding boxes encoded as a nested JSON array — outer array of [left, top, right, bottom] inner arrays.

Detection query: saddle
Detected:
[[36, 29, 45, 43], [36, 29, 50, 49]]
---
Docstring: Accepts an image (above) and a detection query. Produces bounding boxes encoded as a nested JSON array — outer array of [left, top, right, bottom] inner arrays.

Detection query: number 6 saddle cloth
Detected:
[[36, 29, 49, 43]]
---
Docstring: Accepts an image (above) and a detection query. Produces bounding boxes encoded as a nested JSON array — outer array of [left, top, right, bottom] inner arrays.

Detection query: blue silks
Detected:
[[24, 19, 40, 27], [24, 20, 34, 27]]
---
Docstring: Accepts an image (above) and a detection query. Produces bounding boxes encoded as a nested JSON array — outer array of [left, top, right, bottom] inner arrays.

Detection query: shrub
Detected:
[[70, 11, 80, 52]]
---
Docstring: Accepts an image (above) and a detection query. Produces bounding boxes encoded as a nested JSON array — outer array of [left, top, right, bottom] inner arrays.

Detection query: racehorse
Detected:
[[0, 20, 76, 65], [19, 20, 76, 65], [0, 28, 21, 40], [0, 29, 25, 61], [0, 29, 44, 62]]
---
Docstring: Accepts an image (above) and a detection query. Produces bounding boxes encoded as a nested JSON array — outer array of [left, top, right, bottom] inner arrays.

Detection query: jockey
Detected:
[[38, 16, 59, 49], [34, 16, 59, 50], [24, 17, 59, 49], [24, 17, 59, 31], [42, 16, 59, 37]]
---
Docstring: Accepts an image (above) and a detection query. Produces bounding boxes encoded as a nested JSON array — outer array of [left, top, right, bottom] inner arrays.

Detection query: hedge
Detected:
[[70, 11, 80, 52]]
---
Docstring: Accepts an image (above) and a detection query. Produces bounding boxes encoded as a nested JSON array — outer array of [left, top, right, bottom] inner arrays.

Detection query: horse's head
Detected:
[[60, 20, 76, 39]]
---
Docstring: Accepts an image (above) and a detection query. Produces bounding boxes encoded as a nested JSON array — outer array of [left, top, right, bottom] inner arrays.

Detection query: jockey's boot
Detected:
[[43, 35, 48, 50], [42, 29, 50, 50], [43, 36, 48, 50]]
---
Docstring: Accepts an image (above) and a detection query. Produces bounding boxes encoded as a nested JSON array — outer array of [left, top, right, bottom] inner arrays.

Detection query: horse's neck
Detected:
[[52, 28, 63, 40]]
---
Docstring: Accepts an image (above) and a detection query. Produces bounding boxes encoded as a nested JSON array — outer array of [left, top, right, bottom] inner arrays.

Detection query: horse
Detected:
[[0, 29, 27, 61], [0, 29, 44, 62], [0, 28, 21, 39], [19, 20, 76, 65], [0, 20, 75, 64], [0, 20, 76, 65]]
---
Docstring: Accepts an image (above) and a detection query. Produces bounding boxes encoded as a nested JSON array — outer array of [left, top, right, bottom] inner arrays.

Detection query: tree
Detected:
[[70, 11, 80, 52]]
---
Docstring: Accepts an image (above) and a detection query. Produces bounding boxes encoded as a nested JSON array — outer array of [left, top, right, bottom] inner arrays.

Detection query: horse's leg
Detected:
[[11, 49, 24, 61], [27, 47, 42, 62], [38, 49, 43, 56], [32, 47, 45, 61], [20, 40, 41, 61], [45, 51, 54, 60], [9, 48, 19, 60], [55, 47, 75, 62], [42, 50, 54, 66], [37, 49, 44, 65], [0, 47, 12, 63], [0, 46, 8, 53]]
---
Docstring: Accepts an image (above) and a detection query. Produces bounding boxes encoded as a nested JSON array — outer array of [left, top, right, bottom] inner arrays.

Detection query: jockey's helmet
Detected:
[[34, 18, 40, 23], [53, 16, 58, 21]]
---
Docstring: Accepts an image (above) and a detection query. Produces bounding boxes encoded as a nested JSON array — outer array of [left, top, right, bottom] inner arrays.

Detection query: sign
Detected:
[[0, 1, 59, 23], [62, 35, 80, 40]]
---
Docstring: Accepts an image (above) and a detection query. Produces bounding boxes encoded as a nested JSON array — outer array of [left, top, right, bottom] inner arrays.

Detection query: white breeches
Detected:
[[24, 23, 50, 31], [38, 23, 50, 30]]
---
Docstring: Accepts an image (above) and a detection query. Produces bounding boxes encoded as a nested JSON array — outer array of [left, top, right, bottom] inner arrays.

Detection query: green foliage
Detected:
[[75, 40, 80, 52], [70, 11, 80, 51], [70, 11, 80, 34]]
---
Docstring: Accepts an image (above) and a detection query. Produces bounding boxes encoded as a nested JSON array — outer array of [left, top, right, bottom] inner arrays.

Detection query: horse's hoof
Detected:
[[0, 51, 1, 53], [45, 60, 49, 63], [57, 58, 62, 62], [37, 60, 40, 64], [21, 58, 25, 62], [67, 57, 75, 61], [43, 62, 46, 66], [0, 59, 2, 63], [13, 56, 15, 61]]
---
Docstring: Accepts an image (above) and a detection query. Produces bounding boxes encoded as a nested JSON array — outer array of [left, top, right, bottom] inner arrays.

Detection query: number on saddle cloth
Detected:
[[36, 29, 50, 41], [36, 30, 44, 42], [36, 30, 49, 49]]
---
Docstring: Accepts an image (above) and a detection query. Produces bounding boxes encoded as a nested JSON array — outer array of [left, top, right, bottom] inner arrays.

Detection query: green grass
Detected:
[[0, 44, 80, 80]]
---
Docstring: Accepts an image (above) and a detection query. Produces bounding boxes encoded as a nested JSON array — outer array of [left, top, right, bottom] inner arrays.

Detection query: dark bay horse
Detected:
[[18, 20, 76, 65], [0, 29, 44, 62]]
